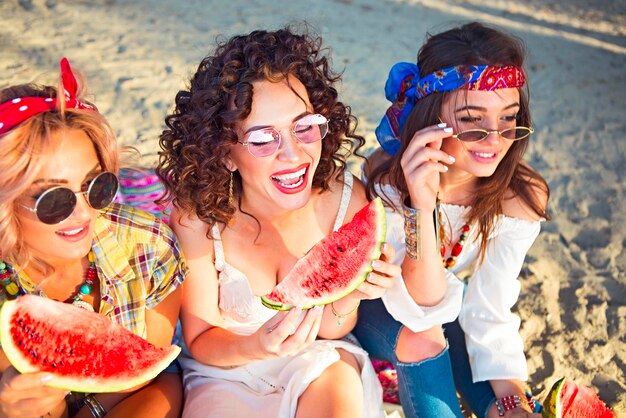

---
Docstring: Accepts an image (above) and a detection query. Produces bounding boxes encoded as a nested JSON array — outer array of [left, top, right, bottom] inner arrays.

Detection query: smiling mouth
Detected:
[[56, 226, 86, 236], [471, 151, 496, 158], [271, 166, 307, 189]]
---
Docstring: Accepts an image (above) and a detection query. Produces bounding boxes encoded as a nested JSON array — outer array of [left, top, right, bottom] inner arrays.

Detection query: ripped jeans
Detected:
[[353, 298, 496, 418]]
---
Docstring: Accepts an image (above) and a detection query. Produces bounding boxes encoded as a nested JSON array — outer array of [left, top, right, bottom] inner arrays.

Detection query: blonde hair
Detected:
[[0, 71, 118, 267]]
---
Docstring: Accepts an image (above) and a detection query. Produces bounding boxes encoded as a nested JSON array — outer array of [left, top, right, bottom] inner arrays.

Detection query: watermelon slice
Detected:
[[261, 197, 386, 310], [542, 377, 615, 418], [0, 295, 180, 393]]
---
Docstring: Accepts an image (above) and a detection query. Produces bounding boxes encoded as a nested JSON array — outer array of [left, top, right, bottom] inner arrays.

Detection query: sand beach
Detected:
[[1, 0, 624, 415]]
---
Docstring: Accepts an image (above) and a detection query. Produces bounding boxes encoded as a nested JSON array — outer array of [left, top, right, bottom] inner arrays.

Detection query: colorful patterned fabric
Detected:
[[375, 63, 526, 155], [371, 359, 400, 404], [1, 203, 186, 338], [0, 58, 95, 136], [113, 167, 172, 222]]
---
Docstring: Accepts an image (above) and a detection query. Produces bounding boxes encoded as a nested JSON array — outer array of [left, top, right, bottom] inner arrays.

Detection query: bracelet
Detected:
[[401, 198, 422, 260], [83, 393, 106, 418], [330, 301, 360, 325], [495, 394, 536, 416]]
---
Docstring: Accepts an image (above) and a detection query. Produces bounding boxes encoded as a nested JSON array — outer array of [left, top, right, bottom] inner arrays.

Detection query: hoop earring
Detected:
[[228, 171, 234, 207]]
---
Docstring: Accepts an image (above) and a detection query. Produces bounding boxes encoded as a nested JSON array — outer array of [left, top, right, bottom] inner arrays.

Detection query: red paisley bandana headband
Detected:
[[376, 63, 526, 155], [0, 58, 95, 136]]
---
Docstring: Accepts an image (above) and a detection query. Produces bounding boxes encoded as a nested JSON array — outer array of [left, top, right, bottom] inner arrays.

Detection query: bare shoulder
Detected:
[[168, 206, 214, 258], [502, 164, 549, 221]]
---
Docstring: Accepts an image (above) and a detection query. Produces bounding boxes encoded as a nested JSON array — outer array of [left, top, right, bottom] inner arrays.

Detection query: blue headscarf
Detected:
[[375, 63, 525, 155]]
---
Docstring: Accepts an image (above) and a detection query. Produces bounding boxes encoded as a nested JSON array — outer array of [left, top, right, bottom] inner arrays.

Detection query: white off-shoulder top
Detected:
[[374, 183, 542, 383]]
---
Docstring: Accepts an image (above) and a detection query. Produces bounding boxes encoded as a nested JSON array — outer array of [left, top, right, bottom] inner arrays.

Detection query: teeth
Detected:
[[58, 227, 84, 236], [473, 151, 495, 158], [271, 167, 306, 181], [277, 177, 304, 189]]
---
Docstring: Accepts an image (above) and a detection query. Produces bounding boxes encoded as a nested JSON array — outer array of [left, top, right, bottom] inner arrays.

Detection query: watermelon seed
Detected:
[[51, 362, 57, 368], [337, 246, 345, 252]]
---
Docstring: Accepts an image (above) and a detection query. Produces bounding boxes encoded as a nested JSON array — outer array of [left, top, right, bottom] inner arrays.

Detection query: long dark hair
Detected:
[[157, 26, 364, 229], [367, 22, 550, 258]]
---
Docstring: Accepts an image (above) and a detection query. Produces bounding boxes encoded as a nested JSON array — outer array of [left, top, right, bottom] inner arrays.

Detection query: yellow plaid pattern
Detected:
[[1, 203, 186, 338]]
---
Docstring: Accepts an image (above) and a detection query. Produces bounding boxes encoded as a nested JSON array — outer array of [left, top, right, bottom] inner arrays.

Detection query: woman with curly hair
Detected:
[[157, 27, 400, 417], [0, 59, 185, 418]]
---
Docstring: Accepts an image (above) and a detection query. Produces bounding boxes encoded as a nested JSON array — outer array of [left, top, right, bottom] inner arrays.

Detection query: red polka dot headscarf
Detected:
[[0, 58, 95, 136]]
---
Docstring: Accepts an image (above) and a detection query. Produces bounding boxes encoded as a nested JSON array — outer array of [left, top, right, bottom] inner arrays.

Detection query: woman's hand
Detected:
[[352, 242, 400, 301], [0, 367, 67, 418], [255, 306, 324, 359], [400, 123, 455, 211]]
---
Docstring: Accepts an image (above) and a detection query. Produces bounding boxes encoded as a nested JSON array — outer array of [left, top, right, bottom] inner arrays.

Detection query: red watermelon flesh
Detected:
[[542, 377, 615, 418], [0, 295, 180, 393], [261, 197, 386, 310]]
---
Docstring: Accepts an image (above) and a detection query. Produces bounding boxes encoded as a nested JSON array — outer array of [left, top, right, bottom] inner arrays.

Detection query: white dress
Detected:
[[374, 184, 542, 383], [180, 172, 384, 418]]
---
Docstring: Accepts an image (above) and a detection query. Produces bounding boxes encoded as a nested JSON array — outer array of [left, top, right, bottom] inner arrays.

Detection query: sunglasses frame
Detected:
[[237, 114, 330, 158], [451, 126, 534, 143], [20, 171, 119, 224], [437, 117, 533, 143]]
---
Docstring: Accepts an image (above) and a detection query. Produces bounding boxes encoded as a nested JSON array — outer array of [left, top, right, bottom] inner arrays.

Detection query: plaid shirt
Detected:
[[1, 203, 186, 338]]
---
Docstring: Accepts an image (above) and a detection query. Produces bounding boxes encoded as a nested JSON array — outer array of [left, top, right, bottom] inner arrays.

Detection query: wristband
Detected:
[[495, 394, 536, 416]]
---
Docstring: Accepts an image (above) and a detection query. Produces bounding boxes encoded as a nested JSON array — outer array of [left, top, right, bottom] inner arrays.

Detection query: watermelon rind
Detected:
[[542, 377, 566, 418], [541, 377, 615, 418], [0, 295, 181, 393], [260, 197, 386, 310]]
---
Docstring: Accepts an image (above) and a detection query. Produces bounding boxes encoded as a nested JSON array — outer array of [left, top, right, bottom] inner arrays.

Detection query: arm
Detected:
[[317, 178, 400, 339], [171, 208, 324, 368], [459, 219, 542, 384]]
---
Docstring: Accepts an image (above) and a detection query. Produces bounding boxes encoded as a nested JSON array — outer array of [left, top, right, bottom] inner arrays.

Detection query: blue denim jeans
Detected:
[[353, 298, 495, 418]]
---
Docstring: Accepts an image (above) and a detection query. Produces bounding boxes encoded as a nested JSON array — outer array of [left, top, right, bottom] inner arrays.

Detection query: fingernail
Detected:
[[443, 127, 453, 133], [448, 155, 455, 162], [437, 122, 447, 128], [41, 374, 54, 383], [371, 260, 383, 269]]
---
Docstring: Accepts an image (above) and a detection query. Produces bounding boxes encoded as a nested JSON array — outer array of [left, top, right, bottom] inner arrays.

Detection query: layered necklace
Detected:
[[0, 250, 97, 312], [436, 198, 471, 270]]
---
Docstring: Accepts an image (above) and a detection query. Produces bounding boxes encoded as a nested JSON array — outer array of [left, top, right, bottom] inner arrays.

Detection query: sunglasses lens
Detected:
[[294, 114, 328, 144], [502, 127, 532, 140], [36, 188, 77, 224], [88, 172, 119, 209], [245, 130, 280, 158], [456, 130, 487, 142]]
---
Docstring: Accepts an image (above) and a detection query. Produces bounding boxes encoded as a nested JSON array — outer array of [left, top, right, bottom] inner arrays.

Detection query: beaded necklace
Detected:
[[436, 199, 471, 270], [0, 250, 97, 312]]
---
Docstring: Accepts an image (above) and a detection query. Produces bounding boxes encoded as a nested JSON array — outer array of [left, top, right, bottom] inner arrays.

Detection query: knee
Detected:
[[395, 326, 447, 363]]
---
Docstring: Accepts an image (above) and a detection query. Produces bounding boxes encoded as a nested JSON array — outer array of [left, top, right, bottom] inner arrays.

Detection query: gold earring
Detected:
[[228, 171, 234, 207]]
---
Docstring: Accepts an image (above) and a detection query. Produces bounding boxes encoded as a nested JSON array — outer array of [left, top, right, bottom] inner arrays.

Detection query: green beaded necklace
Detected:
[[0, 250, 97, 312]]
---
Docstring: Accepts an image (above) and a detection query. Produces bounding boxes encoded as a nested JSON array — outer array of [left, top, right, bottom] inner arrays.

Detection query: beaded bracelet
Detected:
[[331, 301, 360, 325], [495, 394, 536, 416], [401, 199, 421, 260]]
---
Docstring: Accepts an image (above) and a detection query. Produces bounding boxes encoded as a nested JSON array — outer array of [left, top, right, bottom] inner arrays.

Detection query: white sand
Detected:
[[1, 0, 625, 415]]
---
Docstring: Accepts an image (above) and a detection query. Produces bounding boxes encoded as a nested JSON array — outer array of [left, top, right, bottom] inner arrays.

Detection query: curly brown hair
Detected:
[[367, 22, 550, 259], [157, 26, 364, 229]]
